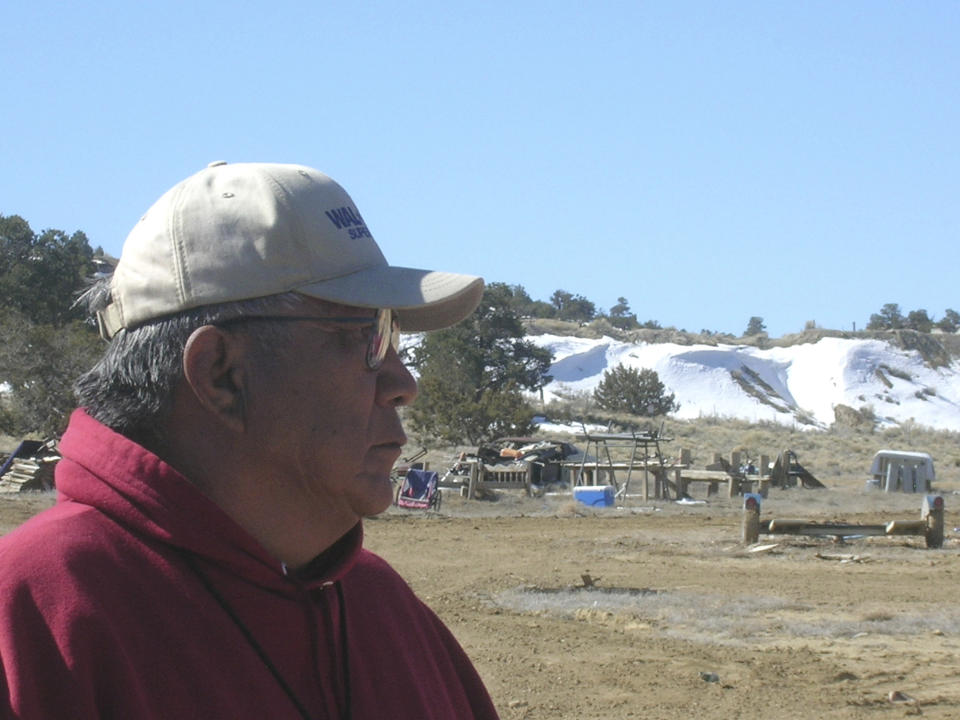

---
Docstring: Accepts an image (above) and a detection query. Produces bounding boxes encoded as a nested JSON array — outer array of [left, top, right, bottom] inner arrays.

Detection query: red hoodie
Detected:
[[0, 410, 499, 719]]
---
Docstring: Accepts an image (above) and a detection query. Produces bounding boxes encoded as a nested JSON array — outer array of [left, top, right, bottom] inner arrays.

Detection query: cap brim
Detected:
[[295, 266, 484, 332]]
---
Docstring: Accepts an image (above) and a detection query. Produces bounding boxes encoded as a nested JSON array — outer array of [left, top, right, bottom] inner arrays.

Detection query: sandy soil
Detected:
[[2, 485, 957, 719]]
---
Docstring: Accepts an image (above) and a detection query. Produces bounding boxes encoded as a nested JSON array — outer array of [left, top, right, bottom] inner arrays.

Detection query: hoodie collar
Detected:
[[56, 409, 363, 591]]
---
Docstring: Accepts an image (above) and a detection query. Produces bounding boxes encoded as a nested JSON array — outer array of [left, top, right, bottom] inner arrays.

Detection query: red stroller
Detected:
[[395, 469, 442, 511]]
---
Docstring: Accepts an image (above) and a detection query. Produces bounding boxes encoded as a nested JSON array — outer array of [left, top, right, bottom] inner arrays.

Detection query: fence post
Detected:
[[677, 449, 691, 498], [742, 493, 761, 544], [468, 462, 479, 500], [923, 495, 945, 548]]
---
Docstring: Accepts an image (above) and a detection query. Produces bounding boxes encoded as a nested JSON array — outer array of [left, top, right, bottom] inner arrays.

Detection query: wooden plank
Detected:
[[680, 470, 738, 481], [560, 461, 666, 472]]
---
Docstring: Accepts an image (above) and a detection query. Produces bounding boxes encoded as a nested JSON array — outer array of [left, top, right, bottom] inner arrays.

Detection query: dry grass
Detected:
[[492, 584, 960, 648], [668, 416, 960, 490]]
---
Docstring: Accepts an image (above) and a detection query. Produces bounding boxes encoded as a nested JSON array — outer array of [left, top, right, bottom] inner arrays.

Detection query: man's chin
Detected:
[[354, 471, 396, 517]]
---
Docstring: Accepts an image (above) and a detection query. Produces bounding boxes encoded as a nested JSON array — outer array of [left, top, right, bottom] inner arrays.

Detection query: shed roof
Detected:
[[870, 450, 935, 479]]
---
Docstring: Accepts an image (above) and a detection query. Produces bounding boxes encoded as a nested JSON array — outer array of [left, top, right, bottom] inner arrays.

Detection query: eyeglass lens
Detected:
[[366, 308, 401, 370]]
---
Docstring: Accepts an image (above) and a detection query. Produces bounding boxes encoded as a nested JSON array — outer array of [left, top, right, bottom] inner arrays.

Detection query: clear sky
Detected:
[[2, 1, 957, 338]]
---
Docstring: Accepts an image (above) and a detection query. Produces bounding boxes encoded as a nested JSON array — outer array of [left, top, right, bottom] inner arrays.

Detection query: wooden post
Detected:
[[759, 454, 769, 477], [524, 461, 533, 497], [923, 495, 945, 548], [467, 462, 479, 500], [730, 450, 741, 471], [742, 494, 761, 544], [727, 474, 739, 498], [758, 477, 769, 498], [678, 449, 691, 498]]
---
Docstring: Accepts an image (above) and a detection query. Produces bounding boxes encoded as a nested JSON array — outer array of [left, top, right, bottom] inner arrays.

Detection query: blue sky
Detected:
[[2, 1, 957, 337]]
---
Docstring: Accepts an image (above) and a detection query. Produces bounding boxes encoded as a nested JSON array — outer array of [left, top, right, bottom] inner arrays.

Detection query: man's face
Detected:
[[240, 299, 417, 528]]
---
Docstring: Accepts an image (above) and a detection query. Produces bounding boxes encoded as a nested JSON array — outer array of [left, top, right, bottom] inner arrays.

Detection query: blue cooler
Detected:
[[573, 485, 615, 507]]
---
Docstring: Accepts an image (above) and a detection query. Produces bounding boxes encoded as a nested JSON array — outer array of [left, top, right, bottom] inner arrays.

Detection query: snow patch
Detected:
[[530, 335, 960, 432]]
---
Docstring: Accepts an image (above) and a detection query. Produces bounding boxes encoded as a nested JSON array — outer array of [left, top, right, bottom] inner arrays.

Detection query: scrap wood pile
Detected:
[[0, 439, 59, 493], [442, 437, 583, 488]]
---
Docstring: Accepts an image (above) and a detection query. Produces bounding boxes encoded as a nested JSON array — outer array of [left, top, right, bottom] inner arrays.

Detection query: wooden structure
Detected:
[[0, 440, 58, 493], [675, 469, 769, 499], [570, 427, 672, 502], [463, 461, 533, 499], [672, 450, 771, 499], [565, 444, 778, 502], [769, 449, 824, 489], [741, 493, 945, 548]]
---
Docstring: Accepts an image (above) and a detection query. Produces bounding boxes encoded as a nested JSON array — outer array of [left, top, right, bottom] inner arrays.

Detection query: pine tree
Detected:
[[745, 316, 766, 336], [408, 283, 553, 445], [593, 365, 678, 417]]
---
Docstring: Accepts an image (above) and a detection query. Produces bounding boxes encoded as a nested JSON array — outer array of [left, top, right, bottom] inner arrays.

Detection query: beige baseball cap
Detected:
[[97, 161, 484, 338]]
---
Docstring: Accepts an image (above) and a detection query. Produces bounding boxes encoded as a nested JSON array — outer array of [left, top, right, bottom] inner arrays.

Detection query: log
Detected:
[[884, 519, 927, 535]]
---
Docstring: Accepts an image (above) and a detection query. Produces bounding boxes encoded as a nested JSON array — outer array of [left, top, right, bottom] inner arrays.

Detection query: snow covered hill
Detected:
[[529, 334, 960, 432]]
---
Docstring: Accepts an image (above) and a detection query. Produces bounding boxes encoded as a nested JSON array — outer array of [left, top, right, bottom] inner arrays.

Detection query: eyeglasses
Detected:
[[218, 308, 401, 371]]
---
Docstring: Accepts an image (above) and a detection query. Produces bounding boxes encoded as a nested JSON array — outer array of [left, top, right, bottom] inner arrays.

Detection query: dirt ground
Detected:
[[2, 483, 958, 719], [368, 483, 960, 720]]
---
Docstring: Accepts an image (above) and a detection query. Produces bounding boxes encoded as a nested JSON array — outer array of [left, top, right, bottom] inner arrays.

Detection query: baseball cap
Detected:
[[96, 161, 484, 338]]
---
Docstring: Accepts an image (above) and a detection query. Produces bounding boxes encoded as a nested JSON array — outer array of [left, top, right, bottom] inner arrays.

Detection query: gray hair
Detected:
[[74, 277, 309, 453]]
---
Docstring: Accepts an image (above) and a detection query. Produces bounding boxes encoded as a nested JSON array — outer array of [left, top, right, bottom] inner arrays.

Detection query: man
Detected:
[[0, 162, 499, 719]]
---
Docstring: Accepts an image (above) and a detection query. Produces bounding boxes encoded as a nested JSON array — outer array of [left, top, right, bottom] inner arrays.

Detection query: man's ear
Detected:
[[182, 325, 248, 433]]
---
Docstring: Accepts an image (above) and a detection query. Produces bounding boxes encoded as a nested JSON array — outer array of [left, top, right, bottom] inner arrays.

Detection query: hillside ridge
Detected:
[[526, 321, 960, 432], [524, 319, 960, 368]]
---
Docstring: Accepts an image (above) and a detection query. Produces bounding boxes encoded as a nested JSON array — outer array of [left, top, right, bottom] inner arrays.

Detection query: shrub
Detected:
[[593, 365, 679, 417]]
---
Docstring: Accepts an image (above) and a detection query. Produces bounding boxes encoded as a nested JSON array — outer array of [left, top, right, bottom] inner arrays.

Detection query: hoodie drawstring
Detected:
[[335, 582, 352, 720], [181, 552, 351, 720]]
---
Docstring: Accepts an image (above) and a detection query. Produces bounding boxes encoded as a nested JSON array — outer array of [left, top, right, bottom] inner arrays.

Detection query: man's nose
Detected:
[[377, 349, 418, 407]]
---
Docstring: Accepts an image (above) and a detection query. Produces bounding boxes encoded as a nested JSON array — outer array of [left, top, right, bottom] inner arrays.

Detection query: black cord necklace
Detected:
[[180, 552, 351, 720]]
